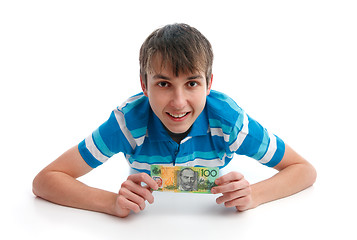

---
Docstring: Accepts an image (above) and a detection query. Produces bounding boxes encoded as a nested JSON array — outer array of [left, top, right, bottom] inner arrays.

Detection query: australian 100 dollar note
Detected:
[[150, 165, 219, 193]]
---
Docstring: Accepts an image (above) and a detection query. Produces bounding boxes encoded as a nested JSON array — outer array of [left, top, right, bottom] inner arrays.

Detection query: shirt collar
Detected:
[[147, 106, 209, 142]]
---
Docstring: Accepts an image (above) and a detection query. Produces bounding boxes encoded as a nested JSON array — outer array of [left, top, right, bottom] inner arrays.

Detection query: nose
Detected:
[[170, 87, 187, 110]]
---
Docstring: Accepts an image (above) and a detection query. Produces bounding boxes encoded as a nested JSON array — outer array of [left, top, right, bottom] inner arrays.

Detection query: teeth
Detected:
[[168, 112, 188, 118]]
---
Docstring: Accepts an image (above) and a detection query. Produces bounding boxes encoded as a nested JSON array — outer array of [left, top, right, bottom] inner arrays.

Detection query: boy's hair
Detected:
[[139, 23, 214, 87]]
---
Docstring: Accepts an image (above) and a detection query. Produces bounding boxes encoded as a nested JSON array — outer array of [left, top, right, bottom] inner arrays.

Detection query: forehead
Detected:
[[148, 53, 203, 77], [148, 54, 171, 74], [181, 169, 195, 176]]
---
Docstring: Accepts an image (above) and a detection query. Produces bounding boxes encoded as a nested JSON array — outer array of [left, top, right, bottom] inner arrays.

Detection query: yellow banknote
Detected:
[[150, 165, 219, 193]]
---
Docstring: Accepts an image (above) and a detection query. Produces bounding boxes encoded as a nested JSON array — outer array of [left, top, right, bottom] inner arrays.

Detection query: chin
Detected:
[[168, 126, 190, 134]]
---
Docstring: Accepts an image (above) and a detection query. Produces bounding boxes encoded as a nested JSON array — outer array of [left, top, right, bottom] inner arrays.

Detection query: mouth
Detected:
[[166, 112, 190, 120]]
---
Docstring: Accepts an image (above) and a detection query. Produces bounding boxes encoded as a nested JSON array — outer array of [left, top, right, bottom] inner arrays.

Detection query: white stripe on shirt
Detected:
[[258, 132, 277, 164], [175, 157, 225, 167], [85, 135, 109, 163], [229, 112, 249, 152], [210, 128, 230, 142], [114, 109, 136, 150]]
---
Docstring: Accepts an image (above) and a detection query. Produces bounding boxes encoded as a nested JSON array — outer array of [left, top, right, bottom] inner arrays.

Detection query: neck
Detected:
[[164, 126, 192, 144]]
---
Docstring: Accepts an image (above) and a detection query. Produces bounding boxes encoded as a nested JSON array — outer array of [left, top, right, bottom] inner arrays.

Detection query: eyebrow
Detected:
[[153, 74, 171, 80], [187, 75, 204, 80], [152, 74, 204, 81]]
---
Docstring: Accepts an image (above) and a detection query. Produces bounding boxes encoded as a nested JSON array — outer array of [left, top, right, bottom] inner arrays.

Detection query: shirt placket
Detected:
[[169, 140, 180, 166]]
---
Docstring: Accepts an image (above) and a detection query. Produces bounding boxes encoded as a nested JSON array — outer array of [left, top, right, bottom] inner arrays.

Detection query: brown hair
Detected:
[[139, 23, 213, 86]]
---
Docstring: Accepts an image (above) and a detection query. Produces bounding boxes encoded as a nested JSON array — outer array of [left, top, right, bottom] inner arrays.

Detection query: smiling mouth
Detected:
[[167, 112, 190, 119]]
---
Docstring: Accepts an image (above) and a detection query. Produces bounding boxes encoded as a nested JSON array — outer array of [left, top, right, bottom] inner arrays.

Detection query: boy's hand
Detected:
[[114, 173, 158, 218], [211, 171, 253, 212]]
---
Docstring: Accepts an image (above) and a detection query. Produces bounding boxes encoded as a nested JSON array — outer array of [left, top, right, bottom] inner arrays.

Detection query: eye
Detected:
[[187, 81, 198, 87], [158, 81, 169, 87]]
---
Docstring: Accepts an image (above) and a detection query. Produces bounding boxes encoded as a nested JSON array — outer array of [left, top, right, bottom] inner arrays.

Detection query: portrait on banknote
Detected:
[[177, 168, 198, 191]]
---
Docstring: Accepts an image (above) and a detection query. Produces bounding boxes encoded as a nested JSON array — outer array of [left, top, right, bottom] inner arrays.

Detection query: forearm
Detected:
[[251, 162, 316, 208], [33, 171, 117, 216]]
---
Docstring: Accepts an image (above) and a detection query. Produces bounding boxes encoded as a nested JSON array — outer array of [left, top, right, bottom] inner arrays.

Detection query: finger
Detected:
[[127, 173, 159, 190], [216, 187, 251, 204], [212, 179, 249, 194], [225, 196, 251, 209], [119, 187, 146, 210], [121, 180, 155, 204], [117, 194, 142, 213], [215, 172, 244, 185], [144, 184, 154, 193], [118, 195, 145, 213]]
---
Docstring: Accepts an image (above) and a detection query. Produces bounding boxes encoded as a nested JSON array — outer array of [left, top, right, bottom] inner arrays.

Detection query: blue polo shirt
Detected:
[[78, 90, 285, 174]]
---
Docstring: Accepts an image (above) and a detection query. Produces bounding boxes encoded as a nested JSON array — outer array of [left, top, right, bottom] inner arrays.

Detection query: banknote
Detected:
[[150, 165, 219, 193]]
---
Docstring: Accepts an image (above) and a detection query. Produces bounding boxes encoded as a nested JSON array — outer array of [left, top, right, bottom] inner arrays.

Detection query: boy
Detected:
[[33, 23, 316, 218]]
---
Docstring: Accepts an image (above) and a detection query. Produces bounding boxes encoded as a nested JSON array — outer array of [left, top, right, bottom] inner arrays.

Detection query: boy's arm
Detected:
[[32, 145, 158, 218], [212, 144, 317, 211], [250, 144, 317, 208]]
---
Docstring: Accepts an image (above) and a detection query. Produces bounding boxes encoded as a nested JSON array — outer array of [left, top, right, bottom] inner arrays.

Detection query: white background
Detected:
[[1, 0, 356, 239]]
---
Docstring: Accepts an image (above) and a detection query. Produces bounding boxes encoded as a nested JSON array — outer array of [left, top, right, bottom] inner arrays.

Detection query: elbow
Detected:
[[306, 162, 317, 187], [32, 173, 40, 197], [32, 171, 45, 198]]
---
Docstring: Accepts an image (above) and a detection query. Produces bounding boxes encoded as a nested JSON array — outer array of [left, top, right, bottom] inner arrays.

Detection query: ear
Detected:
[[140, 75, 148, 97], [206, 74, 213, 96]]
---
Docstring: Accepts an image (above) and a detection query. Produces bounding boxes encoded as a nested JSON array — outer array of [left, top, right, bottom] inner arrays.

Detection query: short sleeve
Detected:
[[77, 93, 149, 168], [229, 112, 285, 168], [78, 109, 135, 168], [206, 90, 285, 168]]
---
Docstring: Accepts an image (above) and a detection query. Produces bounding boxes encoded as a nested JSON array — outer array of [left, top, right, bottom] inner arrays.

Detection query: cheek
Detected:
[[148, 92, 167, 112], [191, 92, 207, 111]]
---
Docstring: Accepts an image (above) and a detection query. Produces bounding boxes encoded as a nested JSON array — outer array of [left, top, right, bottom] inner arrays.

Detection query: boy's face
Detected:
[[141, 59, 212, 134]]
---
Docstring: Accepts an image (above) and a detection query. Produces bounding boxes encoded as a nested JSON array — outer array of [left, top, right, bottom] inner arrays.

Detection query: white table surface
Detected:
[[1, 1, 356, 239], [4, 151, 356, 240]]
